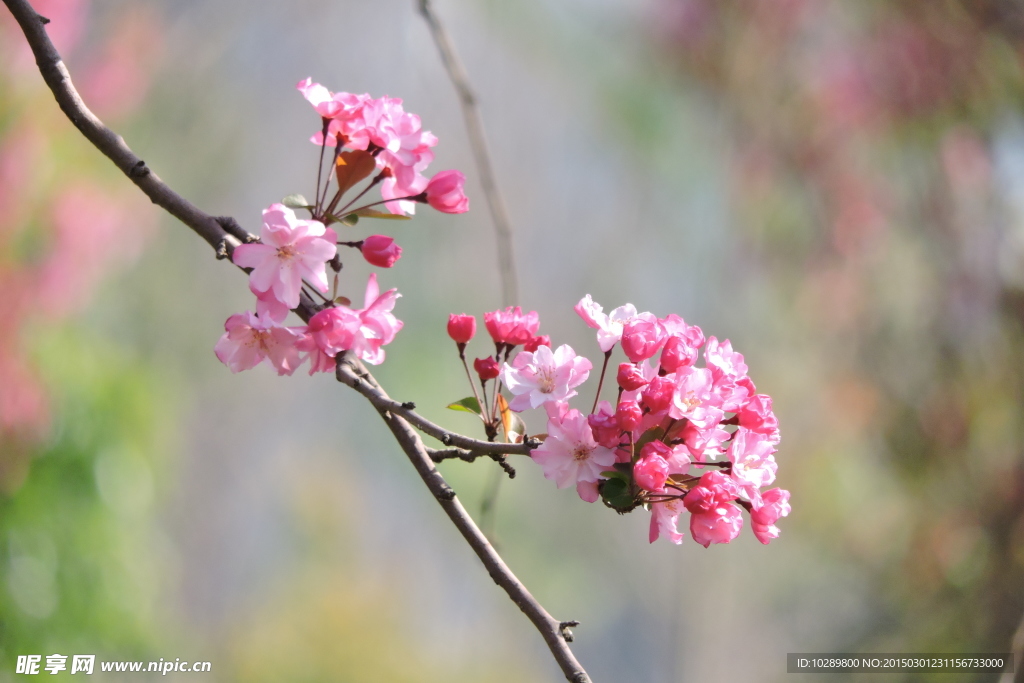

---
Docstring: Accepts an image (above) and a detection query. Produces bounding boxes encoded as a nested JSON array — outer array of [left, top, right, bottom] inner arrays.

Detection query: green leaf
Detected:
[[446, 396, 482, 415], [341, 214, 359, 226], [599, 478, 639, 513], [353, 208, 412, 220], [282, 194, 311, 209]]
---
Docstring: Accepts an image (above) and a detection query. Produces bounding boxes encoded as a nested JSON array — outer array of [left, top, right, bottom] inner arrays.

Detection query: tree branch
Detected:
[[336, 355, 589, 682], [417, 0, 519, 307], [2, 1, 591, 680]]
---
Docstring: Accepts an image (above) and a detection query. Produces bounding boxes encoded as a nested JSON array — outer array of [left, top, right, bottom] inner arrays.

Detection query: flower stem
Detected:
[[591, 349, 613, 414]]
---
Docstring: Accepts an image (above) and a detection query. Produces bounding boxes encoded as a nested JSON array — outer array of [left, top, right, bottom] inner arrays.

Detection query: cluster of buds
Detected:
[[446, 296, 790, 547], [215, 80, 469, 374]]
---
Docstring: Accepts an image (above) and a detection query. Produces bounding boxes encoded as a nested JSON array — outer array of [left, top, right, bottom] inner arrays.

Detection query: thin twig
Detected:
[[418, 0, 519, 307], [1, 3, 589, 680]]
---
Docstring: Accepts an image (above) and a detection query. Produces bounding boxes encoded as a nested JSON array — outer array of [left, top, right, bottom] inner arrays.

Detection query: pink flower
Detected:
[[307, 305, 362, 357], [634, 447, 669, 491], [737, 394, 780, 442], [500, 344, 592, 411], [296, 332, 337, 375], [447, 313, 476, 344], [474, 357, 500, 381], [524, 334, 551, 353], [484, 307, 540, 346], [251, 281, 290, 323], [642, 439, 691, 474], [304, 274, 403, 366], [297, 79, 373, 147], [689, 502, 744, 548], [232, 204, 337, 309], [616, 362, 650, 391], [620, 313, 666, 363], [214, 311, 305, 376], [683, 471, 743, 548], [353, 273, 403, 365], [531, 404, 617, 489], [615, 400, 643, 432], [680, 421, 731, 463], [750, 488, 791, 545], [574, 295, 638, 353], [649, 494, 685, 545], [587, 401, 621, 449], [361, 235, 402, 268], [670, 365, 723, 428], [658, 314, 704, 372], [424, 170, 469, 213], [640, 376, 675, 415], [728, 428, 778, 509]]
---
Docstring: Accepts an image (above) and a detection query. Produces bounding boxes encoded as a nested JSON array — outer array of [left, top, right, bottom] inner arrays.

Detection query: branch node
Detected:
[[129, 159, 150, 178], [437, 484, 456, 501], [215, 239, 229, 260], [36, 13, 49, 24], [401, 401, 416, 410], [441, 433, 453, 446], [559, 620, 580, 643], [489, 454, 516, 479]]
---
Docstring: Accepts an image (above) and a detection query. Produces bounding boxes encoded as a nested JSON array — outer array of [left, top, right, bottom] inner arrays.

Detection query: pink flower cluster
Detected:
[[297, 78, 469, 216], [215, 204, 403, 374], [487, 295, 789, 548]]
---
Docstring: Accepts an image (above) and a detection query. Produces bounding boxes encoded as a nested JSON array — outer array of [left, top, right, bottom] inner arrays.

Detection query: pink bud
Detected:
[[447, 313, 477, 344], [361, 235, 402, 268], [424, 170, 470, 213], [660, 335, 696, 373], [616, 362, 650, 391], [615, 400, 643, 432], [641, 376, 675, 414], [620, 314, 665, 363], [524, 334, 551, 353], [634, 451, 669, 492], [588, 402, 621, 449], [474, 357, 500, 381]]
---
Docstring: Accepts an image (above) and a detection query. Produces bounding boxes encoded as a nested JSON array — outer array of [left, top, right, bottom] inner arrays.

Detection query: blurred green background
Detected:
[[4, 0, 1024, 680]]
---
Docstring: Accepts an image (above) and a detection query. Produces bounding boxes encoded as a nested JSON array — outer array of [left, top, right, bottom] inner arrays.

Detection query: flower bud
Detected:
[[474, 357, 500, 381], [447, 313, 477, 344], [615, 400, 643, 432], [633, 451, 669, 492], [620, 314, 665, 363], [361, 235, 402, 268], [641, 376, 675, 414], [616, 362, 649, 391], [424, 170, 470, 214], [660, 335, 696, 373]]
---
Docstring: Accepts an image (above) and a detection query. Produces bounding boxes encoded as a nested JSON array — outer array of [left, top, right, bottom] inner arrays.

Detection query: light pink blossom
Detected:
[[649, 494, 685, 545], [574, 295, 638, 353], [353, 273, 404, 365], [531, 404, 616, 489], [232, 204, 337, 309], [214, 311, 305, 376], [728, 428, 778, 509], [750, 488, 791, 544], [500, 344, 592, 411], [669, 365, 723, 428]]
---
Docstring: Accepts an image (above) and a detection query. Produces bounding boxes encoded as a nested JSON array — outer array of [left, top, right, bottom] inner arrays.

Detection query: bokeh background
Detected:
[[3, 0, 1024, 680]]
